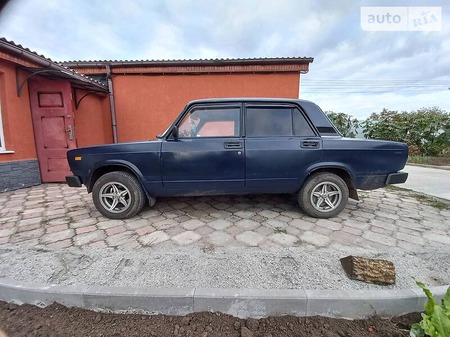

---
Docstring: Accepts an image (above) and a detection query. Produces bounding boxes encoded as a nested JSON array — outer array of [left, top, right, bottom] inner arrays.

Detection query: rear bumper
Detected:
[[385, 171, 408, 185], [66, 175, 83, 187]]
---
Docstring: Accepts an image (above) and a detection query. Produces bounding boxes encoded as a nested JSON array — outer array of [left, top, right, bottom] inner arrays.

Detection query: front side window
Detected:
[[178, 106, 240, 138], [246, 106, 315, 137]]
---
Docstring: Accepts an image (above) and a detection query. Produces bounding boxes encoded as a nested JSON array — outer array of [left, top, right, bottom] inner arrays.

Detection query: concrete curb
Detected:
[[1, 278, 448, 318]]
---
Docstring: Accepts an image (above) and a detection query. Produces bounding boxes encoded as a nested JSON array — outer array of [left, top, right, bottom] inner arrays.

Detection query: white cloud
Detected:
[[0, 0, 449, 115], [302, 89, 450, 120], [143, 22, 183, 60]]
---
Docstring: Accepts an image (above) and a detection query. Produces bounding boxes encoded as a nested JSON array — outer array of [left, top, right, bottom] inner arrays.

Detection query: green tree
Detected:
[[325, 111, 360, 138], [363, 107, 450, 156], [407, 107, 450, 156], [362, 109, 409, 143]]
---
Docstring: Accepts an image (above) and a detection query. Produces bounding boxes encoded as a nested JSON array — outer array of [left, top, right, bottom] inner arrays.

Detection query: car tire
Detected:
[[92, 171, 146, 219], [298, 172, 349, 218]]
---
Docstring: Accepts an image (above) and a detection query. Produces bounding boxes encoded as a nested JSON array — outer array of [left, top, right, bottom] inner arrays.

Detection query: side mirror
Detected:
[[171, 126, 179, 140]]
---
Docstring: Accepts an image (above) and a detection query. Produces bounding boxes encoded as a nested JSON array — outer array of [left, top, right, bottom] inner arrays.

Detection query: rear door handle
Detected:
[[224, 141, 243, 149], [301, 141, 320, 148]]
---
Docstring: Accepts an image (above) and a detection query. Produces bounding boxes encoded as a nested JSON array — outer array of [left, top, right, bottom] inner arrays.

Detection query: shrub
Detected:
[[325, 111, 360, 138], [363, 107, 450, 156]]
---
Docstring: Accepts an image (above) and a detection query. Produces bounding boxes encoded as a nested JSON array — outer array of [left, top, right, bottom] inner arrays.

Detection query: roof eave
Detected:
[[61, 57, 314, 69], [0, 38, 108, 93]]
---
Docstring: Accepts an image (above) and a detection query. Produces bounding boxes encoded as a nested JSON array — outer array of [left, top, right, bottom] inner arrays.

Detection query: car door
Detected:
[[161, 104, 245, 191], [244, 104, 322, 193]]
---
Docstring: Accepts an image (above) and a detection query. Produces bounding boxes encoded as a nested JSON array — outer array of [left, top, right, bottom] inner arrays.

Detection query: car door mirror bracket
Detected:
[[171, 126, 179, 140]]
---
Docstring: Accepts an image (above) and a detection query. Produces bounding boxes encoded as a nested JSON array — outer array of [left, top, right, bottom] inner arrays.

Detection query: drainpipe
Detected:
[[298, 69, 309, 98], [106, 65, 118, 143]]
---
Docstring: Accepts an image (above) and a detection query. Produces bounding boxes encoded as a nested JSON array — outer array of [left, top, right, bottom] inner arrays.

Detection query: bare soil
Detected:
[[0, 301, 421, 337]]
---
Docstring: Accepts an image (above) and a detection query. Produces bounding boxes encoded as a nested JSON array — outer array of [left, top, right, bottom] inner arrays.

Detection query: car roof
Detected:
[[186, 97, 340, 137], [188, 97, 314, 105]]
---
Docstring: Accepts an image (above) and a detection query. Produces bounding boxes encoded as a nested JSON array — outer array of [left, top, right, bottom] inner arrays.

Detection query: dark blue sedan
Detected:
[[66, 98, 408, 219]]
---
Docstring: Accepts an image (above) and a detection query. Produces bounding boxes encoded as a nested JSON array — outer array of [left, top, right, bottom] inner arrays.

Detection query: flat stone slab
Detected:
[[1, 184, 449, 252]]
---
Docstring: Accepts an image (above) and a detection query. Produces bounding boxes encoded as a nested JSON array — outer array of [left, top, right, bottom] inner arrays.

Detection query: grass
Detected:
[[408, 155, 450, 166], [413, 194, 450, 210], [274, 227, 287, 234], [385, 185, 450, 210]]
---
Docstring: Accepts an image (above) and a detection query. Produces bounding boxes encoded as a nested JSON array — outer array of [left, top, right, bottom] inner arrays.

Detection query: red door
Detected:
[[29, 79, 76, 182]]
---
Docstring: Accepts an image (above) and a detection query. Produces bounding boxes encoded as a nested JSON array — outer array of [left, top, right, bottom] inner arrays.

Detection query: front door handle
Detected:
[[301, 141, 319, 148], [224, 141, 243, 149]]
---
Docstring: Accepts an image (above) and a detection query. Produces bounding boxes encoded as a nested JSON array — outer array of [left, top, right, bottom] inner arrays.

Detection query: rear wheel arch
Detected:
[[306, 167, 358, 200], [298, 171, 350, 218]]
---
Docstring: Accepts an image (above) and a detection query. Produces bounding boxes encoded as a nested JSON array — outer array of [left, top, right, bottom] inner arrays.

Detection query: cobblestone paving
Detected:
[[0, 184, 449, 252]]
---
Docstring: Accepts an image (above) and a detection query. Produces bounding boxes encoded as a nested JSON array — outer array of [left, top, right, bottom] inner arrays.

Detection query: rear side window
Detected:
[[246, 106, 315, 137], [246, 107, 292, 136], [293, 108, 315, 136]]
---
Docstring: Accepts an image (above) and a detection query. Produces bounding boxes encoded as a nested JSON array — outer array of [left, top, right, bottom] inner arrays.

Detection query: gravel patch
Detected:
[[1, 245, 449, 290]]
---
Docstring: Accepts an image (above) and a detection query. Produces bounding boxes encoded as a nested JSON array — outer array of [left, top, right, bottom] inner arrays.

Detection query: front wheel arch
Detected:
[[92, 171, 146, 219], [88, 163, 142, 193], [89, 165, 157, 210]]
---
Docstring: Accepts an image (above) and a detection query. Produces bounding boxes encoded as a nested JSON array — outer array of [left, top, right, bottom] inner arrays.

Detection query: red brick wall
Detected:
[[0, 63, 37, 162], [112, 72, 300, 142], [72, 90, 113, 147]]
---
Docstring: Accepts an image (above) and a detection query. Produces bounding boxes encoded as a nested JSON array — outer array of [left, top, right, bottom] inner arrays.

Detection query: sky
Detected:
[[0, 0, 449, 120]]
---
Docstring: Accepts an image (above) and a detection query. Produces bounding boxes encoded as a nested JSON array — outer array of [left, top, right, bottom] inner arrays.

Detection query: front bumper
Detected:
[[385, 171, 408, 185], [66, 175, 83, 187]]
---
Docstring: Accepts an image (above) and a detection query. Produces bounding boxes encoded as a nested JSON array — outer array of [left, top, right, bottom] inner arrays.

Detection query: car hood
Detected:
[[67, 140, 163, 156]]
